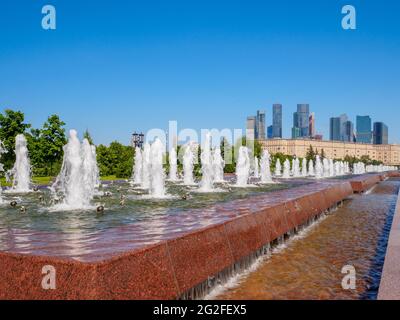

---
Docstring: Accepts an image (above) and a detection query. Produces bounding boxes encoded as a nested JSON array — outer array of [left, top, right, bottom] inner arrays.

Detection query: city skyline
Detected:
[[249, 104, 390, 145], [1, 1, 399, 145]]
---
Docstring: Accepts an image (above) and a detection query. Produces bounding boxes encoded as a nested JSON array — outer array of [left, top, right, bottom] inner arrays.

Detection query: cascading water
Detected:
[[168, 147, 179, 182], [183, 144, 196, 185], [260, 150, 273, 184], [7, 134, 31, 193], [51, 130, 99, 210], [212, 147, 225, 183], [235, 146, 250, 187], [149, 138, 166, 198], [282, 159, 291, 179], [275, 159, 282, 177], [141, 143, 151, 189], [132, 147, 143, 185], [301, 158, 308, 177], [199, 133, 214, 192]]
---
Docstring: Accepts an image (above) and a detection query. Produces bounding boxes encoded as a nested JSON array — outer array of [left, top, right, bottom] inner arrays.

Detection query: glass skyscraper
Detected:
[[292, 104, 310, 138], [356, 116, 372, 144], [330, 117, 341, 141], [272, 104, 282, 138], [256, 110, 266, 140], [373, 122, 388, 145]]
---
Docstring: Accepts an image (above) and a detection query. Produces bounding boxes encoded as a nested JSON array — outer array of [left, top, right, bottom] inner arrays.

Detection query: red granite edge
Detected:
[[0, 174, 385, 300]]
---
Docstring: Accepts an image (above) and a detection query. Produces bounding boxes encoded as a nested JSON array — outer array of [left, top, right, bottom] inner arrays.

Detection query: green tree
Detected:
[[306, 145, 316, 162], [0, 109, 31, 169], [96, 141, 134, 178], [40, 115, 67, 176], [83, 129, 94, 145]]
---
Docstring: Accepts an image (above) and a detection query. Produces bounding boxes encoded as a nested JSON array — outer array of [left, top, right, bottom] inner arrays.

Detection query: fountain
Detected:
[[329, 159, 335, 177], [308, 159, 315, 177], [199, 133, 214, 192], [51, 130, 99, 210], [253, 157, 260, 179], [282, 159, 291, 179], [292, 158, 301, 178], [183, 144, 196, 186], [301, 158, 308, 177], [260, 150, 273, 184], [149, 138, 166, 198], [275, 159, 282, 177], [168, 147, 179, 182], [235, 146, 251, 187], [323, 158, 330, 178], [212, 147, 225, 183], [132, 147, 143, 185], [7, 134, 31, 193], [315, 156, 323, 179], [141, 143, 151, 189]]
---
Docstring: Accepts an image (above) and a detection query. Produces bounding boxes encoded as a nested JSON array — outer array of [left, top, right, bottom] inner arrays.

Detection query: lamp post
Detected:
[[132, 132, 145, 149]]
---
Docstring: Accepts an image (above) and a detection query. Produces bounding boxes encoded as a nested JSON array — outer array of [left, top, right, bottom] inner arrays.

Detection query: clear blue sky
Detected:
[[1, 0, 399, 145]]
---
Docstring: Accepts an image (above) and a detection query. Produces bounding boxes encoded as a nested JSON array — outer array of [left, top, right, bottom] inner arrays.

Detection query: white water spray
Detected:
[[51, 130, 99, 210], [168, 147, 179, 182], [212, 147, 225, 183], [183, 144, 196, 185], [199, 133, 214, 192], [282, 159, 291, 179], [235, 146, 251, 187], [260, 150, 273, 184], [7, 134, 31, 192]]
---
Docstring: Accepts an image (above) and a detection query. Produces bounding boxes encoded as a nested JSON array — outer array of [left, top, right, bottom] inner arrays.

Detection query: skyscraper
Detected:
[[256, 110, 266, 140], [246, 116, 256, 141], [344, 120, 355, 142], [309, 112, 316, 138], [272, 104, 282, 138], [356, 116, 372, 144], [267, 125, 273, 139], [292, 104, 310, 138], [330, 117, 341, 141], [373, 122, 389, 145], [339, 114, 348, 141]]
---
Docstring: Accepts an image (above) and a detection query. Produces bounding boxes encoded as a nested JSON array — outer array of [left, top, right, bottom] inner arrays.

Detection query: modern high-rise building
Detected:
[[272, 104, 282, 138], [344, 120, 355, 142], [309, 112, 316, 138], [246, 116, 256, 141], [292, 104, 310, 138], [339, 114, 348, 141], [330, 117, 341, 141], [356, 115, 372, 144], [267, 125, 273, 139], [246, 110, 266, 140], [292, 127, 301, 139], [256, 110, 266, 140], [330, 114, 353, 142], [373, 122, 389, 145]]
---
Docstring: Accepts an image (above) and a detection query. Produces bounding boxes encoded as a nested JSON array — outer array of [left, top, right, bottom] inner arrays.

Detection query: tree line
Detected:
[[0, 109, 383, 179]]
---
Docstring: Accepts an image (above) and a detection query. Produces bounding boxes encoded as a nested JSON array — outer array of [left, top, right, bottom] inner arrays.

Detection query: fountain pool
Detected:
[[0, 179, 301, 261]]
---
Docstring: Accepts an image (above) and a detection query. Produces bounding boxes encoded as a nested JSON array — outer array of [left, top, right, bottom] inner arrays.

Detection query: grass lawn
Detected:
[[1, 175, 125, 187]]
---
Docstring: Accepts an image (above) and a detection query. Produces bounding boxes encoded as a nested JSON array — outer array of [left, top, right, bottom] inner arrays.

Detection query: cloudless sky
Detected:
[[0, 0, 399, 145]]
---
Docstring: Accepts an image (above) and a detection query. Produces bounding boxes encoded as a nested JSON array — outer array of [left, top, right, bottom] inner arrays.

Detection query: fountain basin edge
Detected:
[[0, 172, 398, 300]]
